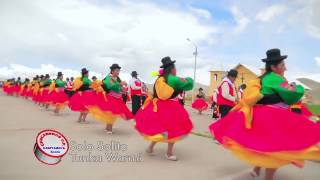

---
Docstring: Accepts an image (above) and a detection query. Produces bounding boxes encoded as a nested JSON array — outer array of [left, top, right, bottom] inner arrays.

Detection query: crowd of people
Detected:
[[1, 50, 320, 180]]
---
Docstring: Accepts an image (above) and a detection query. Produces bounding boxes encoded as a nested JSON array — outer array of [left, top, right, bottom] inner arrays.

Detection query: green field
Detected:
[[308, 105, 320, 115]]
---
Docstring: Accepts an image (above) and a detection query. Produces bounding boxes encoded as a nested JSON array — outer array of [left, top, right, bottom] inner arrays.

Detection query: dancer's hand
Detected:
[[120, 81, 127, 86]]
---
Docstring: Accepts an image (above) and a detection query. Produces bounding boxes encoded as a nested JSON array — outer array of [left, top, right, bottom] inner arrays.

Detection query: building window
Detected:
[[214, 74, 218, 81]]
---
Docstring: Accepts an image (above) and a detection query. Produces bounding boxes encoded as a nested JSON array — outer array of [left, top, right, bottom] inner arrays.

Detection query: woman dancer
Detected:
[[209, 49, 320, 180], [68, 68, 93, 123], [49, 72, 68, 115], [191, 88, 208, 114], [86, 64, 133, 134], [40, 74, 52, 109], [135, 57, 194, 161]]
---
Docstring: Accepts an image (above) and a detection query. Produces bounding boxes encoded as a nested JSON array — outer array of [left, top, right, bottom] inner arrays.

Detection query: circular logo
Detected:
[[34, 129, 69, 165]]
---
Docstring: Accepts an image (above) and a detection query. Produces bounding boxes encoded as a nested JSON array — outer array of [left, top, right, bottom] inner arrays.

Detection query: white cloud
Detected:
[[315, 57, 320, 66], [256, 4, 287, 22], [189, 7, 212, 19], [0, 0, 217, 84], [230, 6, 250, 34], [288, 0, 320, 39], [0, 64, 104, 81]]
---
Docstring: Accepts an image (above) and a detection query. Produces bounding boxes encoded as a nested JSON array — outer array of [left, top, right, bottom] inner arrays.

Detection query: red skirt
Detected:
[[40, 88, 50, 103], [68, 90, 95, 112], [20, 88, 28, 97], [13, 85, 19, 92], [27, 89, 33, 97], [32, 91, 41, 102], [86, 92, 133, 124], [135, 99, 193, 142], [192, 98, 208, 111], [50, 88, 69, 105], [5, 86, 14, 95], [2, 85, 9, 94], [209, 104, 320, 168]]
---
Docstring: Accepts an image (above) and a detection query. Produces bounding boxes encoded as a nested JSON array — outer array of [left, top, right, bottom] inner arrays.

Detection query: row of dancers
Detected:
[[2, 50, 320, 180]]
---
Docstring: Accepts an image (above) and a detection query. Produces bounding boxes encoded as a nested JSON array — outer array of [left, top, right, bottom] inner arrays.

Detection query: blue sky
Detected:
[[0, 0, 319, 84]]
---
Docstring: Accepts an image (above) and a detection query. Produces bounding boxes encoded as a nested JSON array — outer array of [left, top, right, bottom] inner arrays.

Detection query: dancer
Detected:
[[216, 69, 239, 117], [191, 88, 208, 114], [68, 68, 93, 123], [13, 77, 22, 97], [64, 77, 74, 97], [90, 76, 103, 92], [4, 79, 14, 95], [32, 75, 42, 104], [135, 57, 194, 161], [122, 83, 129, 103], [129, 71, 144, 115], [177, 91, 186, 105], [209, 49, 320, 180], [27, 77, 37, 99], [210, 91, 219, 119], [238, 84, 247, 99], [50, 72, 68, 115], [20, 78, 30, 98], [86, 64, 133, 134], [2, 79, 11, 95], [40, 74, 52, 110]]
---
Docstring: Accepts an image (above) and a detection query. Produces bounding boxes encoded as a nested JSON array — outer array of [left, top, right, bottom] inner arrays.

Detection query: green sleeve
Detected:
[[55, 80, 66, 87], [82, 77, 91, 86], [167, 75, 194, 91], [261, 72, 304, 105], [44, 79, 52, 86], [103, 76, 121, 93]]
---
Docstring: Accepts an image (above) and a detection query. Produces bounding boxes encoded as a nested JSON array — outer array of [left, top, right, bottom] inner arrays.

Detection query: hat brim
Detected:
[[110, 66, 121, 70], [160, 60, 176, 68], [262, 55, 287, 62]]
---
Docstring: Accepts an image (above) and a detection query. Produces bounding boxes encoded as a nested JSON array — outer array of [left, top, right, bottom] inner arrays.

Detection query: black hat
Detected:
[[227, 69, 238, 78], [92, 76, 97, 80], [131, 71, 138, 76], [110, 64, 121, 70], [81, 68, 89, 75], [160, 56, 176, 68], [262, 48, 287, 63], [57, 72, 63, 77], [240, 84, 247, 90]]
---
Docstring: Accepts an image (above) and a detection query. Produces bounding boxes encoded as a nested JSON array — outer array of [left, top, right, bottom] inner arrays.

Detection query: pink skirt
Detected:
[[135, 99, 193, 141], [192, 98, 208, 111], [68, 90, 95, 112], [209, 104, 320, 168]]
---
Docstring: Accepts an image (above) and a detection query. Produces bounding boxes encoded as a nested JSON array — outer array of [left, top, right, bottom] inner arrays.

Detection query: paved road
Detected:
[[0, 92, 319, 180]]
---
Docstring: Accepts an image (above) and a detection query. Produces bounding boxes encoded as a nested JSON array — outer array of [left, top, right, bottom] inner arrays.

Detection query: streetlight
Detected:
[[186, 38, 198, 102]]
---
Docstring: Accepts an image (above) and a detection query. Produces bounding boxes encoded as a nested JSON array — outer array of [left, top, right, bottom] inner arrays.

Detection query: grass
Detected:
[[191, 131, 213, 139], [308, 104, 320, 115]]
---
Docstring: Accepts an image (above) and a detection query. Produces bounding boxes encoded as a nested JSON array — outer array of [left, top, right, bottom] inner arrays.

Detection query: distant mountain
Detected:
[[298, 78, 320, 104], [297, 78, 320, 90]]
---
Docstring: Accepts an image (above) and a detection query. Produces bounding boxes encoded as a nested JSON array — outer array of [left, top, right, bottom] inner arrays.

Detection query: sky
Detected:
[[0, 0, 319, 84]]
